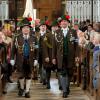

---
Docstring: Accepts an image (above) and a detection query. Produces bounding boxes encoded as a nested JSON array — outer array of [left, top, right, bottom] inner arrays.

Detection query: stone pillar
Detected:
[[0, 0, 9, 24]]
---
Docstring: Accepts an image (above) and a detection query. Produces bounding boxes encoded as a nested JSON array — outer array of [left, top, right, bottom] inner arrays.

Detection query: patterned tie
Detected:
[[23, 39, 30, 59]]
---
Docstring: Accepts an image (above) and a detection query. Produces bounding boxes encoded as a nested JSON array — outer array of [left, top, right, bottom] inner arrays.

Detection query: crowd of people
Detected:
[[0, 16, 100, 98]]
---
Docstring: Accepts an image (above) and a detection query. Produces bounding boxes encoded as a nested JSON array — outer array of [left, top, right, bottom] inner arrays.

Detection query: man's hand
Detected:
[[10, 60, 15, 66], [52, 59, 56, 65], [34, 60, 38, 66], [75, 57, 80, 62], [45, 57, 49, 63]]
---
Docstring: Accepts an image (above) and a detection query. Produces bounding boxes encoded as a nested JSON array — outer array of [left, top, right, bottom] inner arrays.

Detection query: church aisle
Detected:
[[1, 78, 90, 100]]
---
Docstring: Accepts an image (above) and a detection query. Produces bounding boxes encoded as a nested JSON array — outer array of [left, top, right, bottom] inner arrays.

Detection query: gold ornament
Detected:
[[44, 36, 52, 48], [18, 46, 23, 53], [30, 44, 34, 51], [44, 36, 47, 41]]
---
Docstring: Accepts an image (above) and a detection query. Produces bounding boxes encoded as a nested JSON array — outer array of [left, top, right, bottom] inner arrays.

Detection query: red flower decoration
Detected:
[[66, 15, 70, 20], [27, 17, 32, 21], [45, 20, 50, 25]]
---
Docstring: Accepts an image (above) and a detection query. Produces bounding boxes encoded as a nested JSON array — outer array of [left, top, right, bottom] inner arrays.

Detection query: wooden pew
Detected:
[[80, 47, 94, 94], [0, 64, 2, 96], [74, 43, 100, 100], [75, 46, 93, 91], [88, 51, 94, 96], [0, 45, 7, 96], [80, 47, 100, 100], [73, 46, 81, 86], [0, 48, 3, 96], [95, 54, 100, 100], [80, 47, 88, 89], [0, 65, 5, 97], [73, 46, 89, 87]]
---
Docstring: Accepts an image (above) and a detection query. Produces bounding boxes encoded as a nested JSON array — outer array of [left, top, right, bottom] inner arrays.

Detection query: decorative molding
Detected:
[[65, 0, 100, 22]]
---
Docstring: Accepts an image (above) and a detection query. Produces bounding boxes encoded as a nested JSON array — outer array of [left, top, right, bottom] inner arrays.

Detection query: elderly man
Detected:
[[10, 17, 38, 98]]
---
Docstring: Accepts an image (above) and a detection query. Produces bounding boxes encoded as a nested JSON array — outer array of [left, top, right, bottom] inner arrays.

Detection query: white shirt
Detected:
[[62, 27, 69, 37], [23, 34, 30, 40], [52, 31, 55, 35], [40, 31, 46, 36]]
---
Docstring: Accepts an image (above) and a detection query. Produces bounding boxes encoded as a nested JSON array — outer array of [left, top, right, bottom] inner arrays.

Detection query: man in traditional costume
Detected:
[[10, 17, 38, 98], [37, 19, 53, 89], [52, 15, 78, 98]]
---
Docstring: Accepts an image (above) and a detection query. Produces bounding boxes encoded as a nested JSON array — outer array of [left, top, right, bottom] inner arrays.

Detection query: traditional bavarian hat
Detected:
[[17, 17, 32, 29], [57, 15, 70, 23]]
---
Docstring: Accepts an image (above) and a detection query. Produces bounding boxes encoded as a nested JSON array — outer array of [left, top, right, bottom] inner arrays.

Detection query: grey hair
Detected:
[[94, 32, 100, 42]]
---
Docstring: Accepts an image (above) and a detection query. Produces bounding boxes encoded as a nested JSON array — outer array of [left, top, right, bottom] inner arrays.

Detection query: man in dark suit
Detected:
[[37, 19, 53, 89], [10, 18, 38, 98], [52, 15, 78, 98]]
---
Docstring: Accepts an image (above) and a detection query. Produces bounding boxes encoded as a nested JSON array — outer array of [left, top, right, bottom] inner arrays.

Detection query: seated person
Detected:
[[92, 33, 100, 90]]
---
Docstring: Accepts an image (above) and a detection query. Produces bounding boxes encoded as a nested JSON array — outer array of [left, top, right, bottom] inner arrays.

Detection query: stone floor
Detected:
[[0, 78, 90, 100]]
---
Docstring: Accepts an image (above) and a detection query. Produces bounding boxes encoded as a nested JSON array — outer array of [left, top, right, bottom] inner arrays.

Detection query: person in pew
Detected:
[[92, 33, 100, 90], [0, 32, 8, 94], [10, 17, 38, 98], [77, 26, 95, 49], [73, 23, 85, 45], [1, 26, 13, 83], [84, 24, 95, 41]]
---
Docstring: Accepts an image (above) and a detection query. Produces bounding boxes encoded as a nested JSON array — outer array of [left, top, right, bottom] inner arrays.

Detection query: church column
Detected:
[[97, 0, 100, 21], [0, 0, 9, 24]]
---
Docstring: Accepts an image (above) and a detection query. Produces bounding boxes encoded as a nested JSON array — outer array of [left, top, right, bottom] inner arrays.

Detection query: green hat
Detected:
[[17, 17, 32, 28], [39, 19, 46, 26], [39, 19, 50, 28], [57, 15, 70, 23], [51, 20, 59, 26], [74, 22, 79, 25]]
